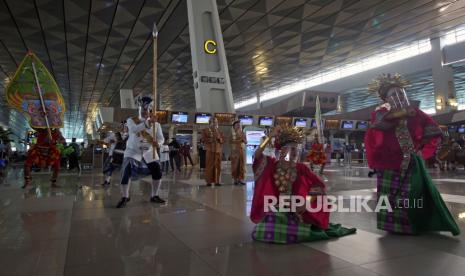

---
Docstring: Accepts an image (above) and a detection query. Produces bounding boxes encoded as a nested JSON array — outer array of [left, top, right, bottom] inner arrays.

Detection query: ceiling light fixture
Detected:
[[439, 4, 450, 12], [439, 1, 456, 12]]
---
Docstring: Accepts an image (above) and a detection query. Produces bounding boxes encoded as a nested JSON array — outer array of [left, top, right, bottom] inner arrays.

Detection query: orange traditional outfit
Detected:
[[24, 128, 64, 187], [230, 130, 247, 181], [306, 142, 326, 165], [202, 127, 224, 184], [25, 129, 63, 170]]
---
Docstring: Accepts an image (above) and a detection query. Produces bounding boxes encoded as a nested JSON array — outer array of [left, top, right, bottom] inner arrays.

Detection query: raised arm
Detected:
[[254, 127, 280, 161]]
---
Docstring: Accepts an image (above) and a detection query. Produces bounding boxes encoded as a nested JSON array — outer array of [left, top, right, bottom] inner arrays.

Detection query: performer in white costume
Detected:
[[116, 96, 165, 208]]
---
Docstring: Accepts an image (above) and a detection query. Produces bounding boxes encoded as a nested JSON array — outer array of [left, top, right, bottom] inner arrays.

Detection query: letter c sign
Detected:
[[204, 40, 217, 54]]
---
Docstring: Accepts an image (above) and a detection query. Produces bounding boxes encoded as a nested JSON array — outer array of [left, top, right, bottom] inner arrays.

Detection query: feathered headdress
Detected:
[[368, 73, 410, 98], [274, 126, 305, 150]]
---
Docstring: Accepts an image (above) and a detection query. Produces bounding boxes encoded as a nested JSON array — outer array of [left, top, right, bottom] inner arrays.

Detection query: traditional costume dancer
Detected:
[[230, 120, 247, 185], [202, 117, 224, 186], [306, 135, 326, 174], [116, 96, 165, 208], [251, 126, 356, 244], [102, 132, 125, 186], [5, 52, 66, 189], [365, 73, 459, 235], [23, 128, 64, 188]]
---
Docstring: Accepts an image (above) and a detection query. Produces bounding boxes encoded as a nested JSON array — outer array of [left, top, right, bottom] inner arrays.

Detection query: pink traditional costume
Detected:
[[250, 126, 356, 244], [365, 74, 459, 235]]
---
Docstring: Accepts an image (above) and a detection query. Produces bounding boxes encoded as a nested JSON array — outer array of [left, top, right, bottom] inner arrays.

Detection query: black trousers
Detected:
[[169, 152, 181, 171]]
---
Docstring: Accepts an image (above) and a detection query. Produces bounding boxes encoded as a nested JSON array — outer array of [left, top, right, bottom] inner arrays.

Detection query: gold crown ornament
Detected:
[[368, 73, 410, 98], [274, 125, 305, 149]]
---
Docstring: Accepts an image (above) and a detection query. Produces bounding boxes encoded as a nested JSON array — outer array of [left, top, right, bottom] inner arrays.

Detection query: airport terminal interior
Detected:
[[3, 0, 465, 275]]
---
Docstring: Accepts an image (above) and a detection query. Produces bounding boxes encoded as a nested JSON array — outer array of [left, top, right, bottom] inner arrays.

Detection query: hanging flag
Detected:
[[5, 51, 65, 129], [315, 95, 324, 143]]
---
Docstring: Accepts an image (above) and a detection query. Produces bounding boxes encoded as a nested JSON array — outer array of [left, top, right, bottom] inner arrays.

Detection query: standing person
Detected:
[[324, 141, 332, 165], [68, 138, 80, 172], [168, 138, 182, 172], [116, 96, 165, 208], [0, 140, 7, 177], [102, 132, 125, 186], [230, 120, 247, 185], [447, 138, 461, 170], [101, 132, 116, 185], [198, 139, 206, 171], [202, 117, 224, 186], [250, 126, 356, 243], [160, 141, 170, 173], [182, 142, 194, 167], [365, 73, 459, 235], [344, 142, 353, 166]]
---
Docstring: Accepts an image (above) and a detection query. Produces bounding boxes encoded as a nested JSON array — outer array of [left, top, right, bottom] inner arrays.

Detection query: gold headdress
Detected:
[[368, 73, 410, 98], [275, 126, 305, 149]]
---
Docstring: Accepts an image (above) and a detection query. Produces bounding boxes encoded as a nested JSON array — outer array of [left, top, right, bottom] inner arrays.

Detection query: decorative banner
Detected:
[[275, 116, 292, 126], [214, 112, 235, 125], [315, 95, 324, 143], [5, 51, 65, 129]]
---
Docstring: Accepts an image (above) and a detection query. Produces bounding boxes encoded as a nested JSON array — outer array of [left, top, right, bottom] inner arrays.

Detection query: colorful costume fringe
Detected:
[[24, 129, 62, 170], [253, 212, 356, 244], [306, 143, 326, 165]]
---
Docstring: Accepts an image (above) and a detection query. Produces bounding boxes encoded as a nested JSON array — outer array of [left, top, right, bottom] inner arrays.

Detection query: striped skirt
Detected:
[[376, 167, 414, 234], [252, 212, 356, 244], [376, 154, 460, 235]]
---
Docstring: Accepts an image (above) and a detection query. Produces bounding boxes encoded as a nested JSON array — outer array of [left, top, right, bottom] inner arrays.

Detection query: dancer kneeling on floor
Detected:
[[250, 126, 356, 244], [116, 96, 165, 208]]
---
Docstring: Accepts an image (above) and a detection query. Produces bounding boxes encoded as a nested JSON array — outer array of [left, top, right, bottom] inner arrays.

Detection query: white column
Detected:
[[431, 37, 457, 113], [187, 0, 234, 113]]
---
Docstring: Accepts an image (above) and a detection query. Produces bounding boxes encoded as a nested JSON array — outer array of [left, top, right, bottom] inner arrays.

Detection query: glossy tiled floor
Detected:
[[1, 162, 465, 276]]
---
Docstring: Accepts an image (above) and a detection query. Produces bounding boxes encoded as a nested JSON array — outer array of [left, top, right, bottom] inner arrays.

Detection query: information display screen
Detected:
[[195, 113, 211, 124], [171, 112, 188, 124], [259, 116, 274, 126], [356, 121, 368, 129], [294, 118, 307, 127], [238, 115, 253, 126], [341, 120, 354, 129], [458, 125, 465, 133]]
